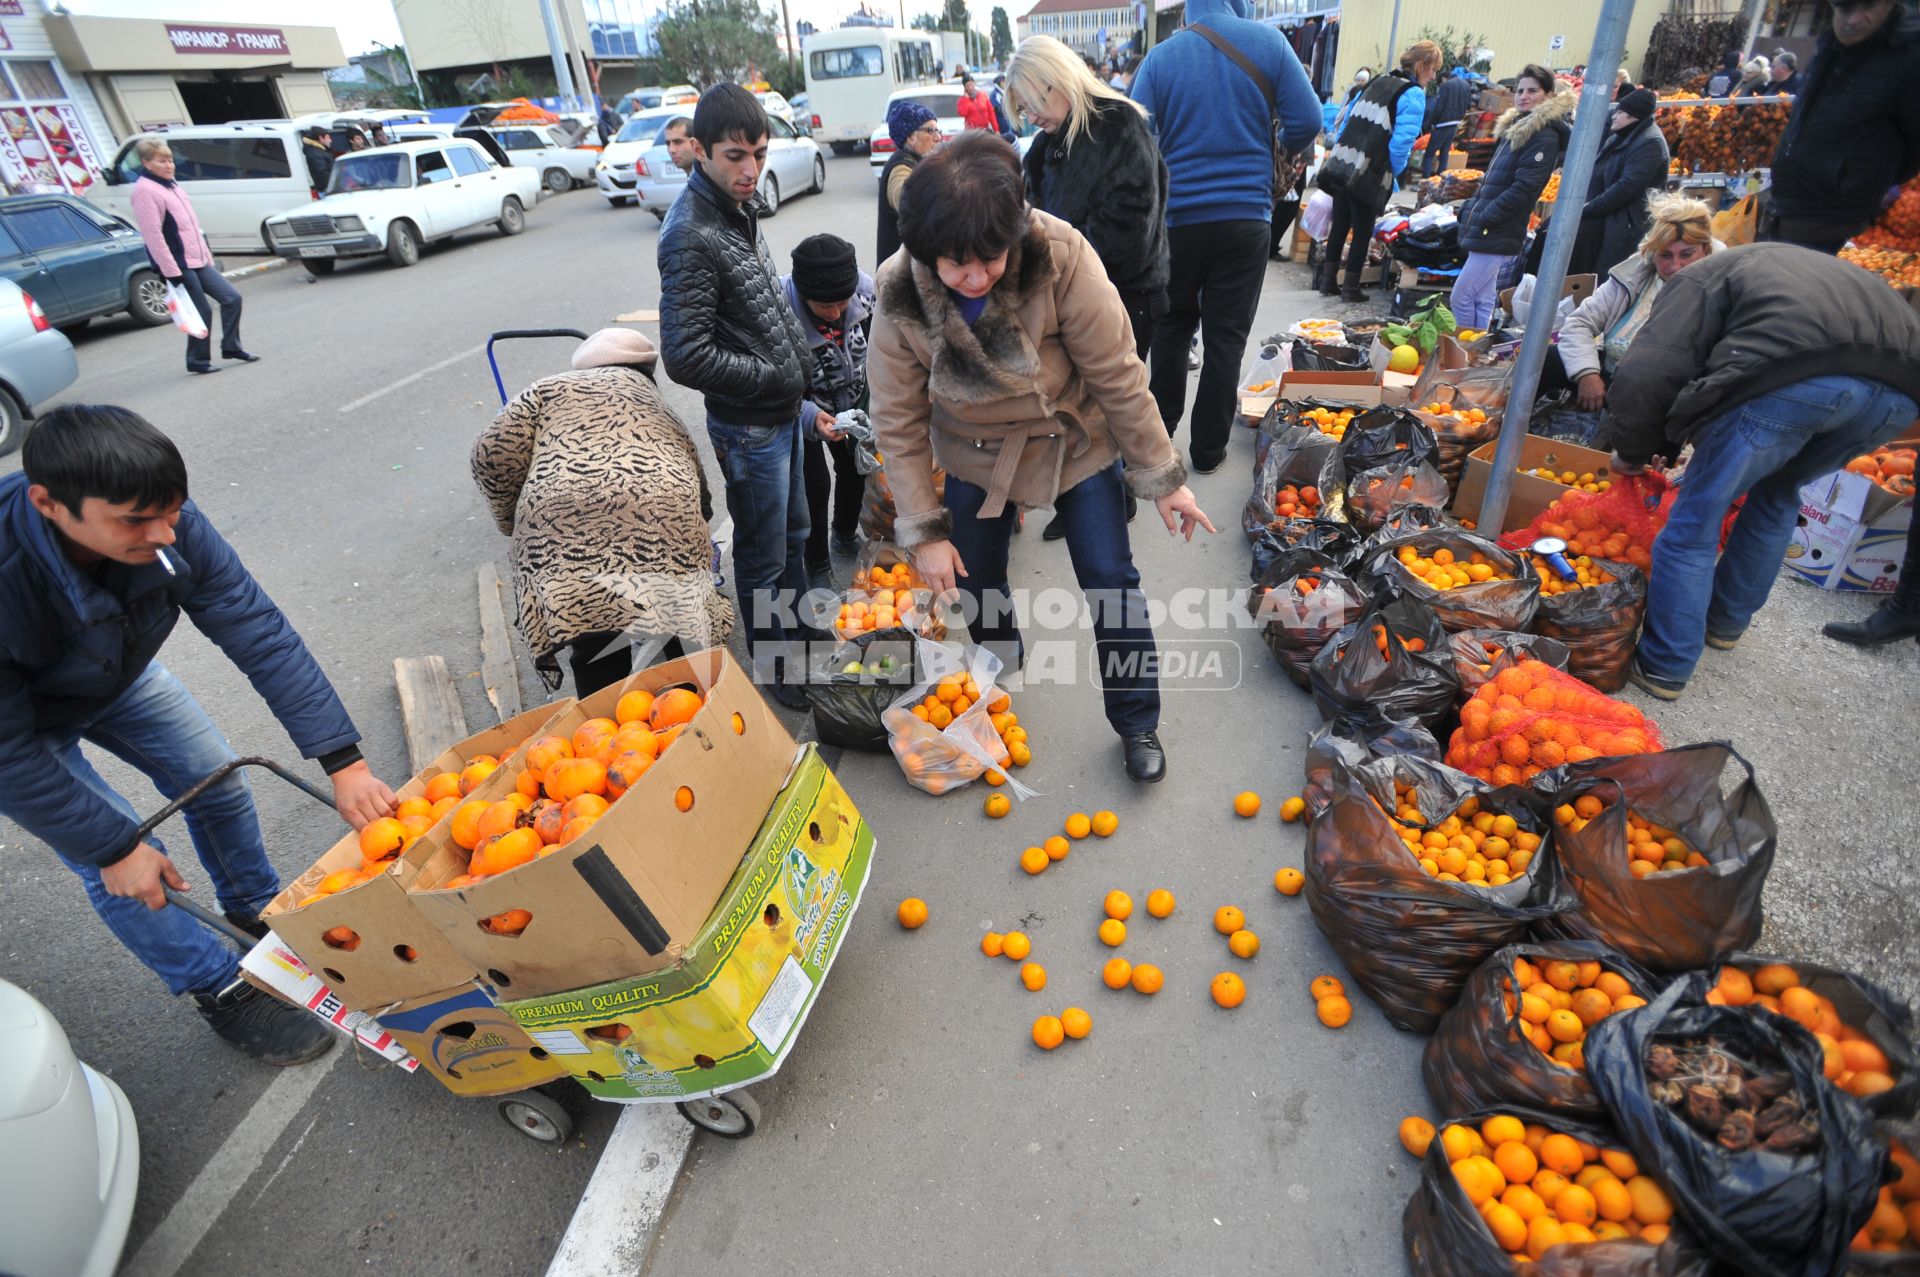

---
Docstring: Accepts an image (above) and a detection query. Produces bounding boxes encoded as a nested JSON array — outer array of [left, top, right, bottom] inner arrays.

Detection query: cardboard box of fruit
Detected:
[[1451, 435, 1615, 534], [504, 744, 872, 1102], [372, 981, 570, 1097], [1783, 432, 1917, 593]]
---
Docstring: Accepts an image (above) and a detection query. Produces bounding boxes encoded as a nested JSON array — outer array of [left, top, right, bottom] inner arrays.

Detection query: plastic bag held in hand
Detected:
[[164, 282, 208, 339]]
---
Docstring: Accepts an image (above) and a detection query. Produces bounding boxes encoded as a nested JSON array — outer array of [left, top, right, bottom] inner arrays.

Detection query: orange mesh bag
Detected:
[[1443, 659, 1664, 789], [1497, 472, 1669, 578]]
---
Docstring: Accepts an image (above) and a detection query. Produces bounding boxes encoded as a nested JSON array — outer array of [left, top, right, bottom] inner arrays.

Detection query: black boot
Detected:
[[1340, 282, 1368, 304], [195, 979, 335, 1066], [1315, 261, 1340, 297], [1822, 602, 1920, 647], [1122, 731, 1166, 783]]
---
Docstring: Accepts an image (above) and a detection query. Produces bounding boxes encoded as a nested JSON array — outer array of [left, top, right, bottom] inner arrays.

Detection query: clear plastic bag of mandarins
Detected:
[[1423, 940, 1661, 1122], [1703, 953, 1919, 1121], [1301, 715, 1441, 818], [1308, 596, 1460, 735], [1443, 660, 1664, 789], [1248, 548, 1371, 689], [1402, 1103, 1713, 1277], [1448, 628, 1572, 700], [1344, 458, 1453, 534], [1244, 425, 1342, 541], [1526, 554, 1647, 693], [880, 639, 1032, 799], [1583, 977, 1888, 1277], [836, 541, 945, 641], [1361, 528, 1541, 631], [1303, 757, 1572, 1033], [1533, 744, 1772, 974]]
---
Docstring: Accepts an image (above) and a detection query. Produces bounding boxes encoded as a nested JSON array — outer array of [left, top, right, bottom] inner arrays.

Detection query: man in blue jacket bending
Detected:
[[0, 405, 397, 1064], [1131, 0, 1320, 475]]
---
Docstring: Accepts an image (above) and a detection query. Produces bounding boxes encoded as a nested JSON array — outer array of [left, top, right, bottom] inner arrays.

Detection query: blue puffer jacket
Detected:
[[0, 471, 359, 866], [1457, 90, 1575, 258]]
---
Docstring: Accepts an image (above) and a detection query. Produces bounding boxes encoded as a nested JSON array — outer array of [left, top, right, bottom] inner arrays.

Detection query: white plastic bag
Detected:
[[1301, 189, 1333, 241], [164, 282, 208, 339], [881, 639, 1035, 799]]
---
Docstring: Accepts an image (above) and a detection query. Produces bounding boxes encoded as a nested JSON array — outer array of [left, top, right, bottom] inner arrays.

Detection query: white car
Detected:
[[636, 113, 825, 218], [595, 107, 686, 206], [868, 86, 966, 177], [486, 123, 598, 194], [0, 278, 78, 456], [755, 90, 796, 126], [262, 139, 541, 277]]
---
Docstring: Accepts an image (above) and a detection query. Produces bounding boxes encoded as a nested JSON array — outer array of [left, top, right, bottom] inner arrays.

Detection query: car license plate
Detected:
[[299, 245, 336, 258]]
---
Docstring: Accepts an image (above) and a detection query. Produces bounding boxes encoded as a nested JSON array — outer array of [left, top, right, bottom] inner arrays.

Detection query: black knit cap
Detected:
[[791, 234, 859, 302], [1617, 87, 1656, 122]]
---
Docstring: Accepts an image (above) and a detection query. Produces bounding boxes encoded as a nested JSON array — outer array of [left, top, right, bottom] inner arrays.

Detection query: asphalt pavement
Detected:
[[1, 154, 1916, 1277]]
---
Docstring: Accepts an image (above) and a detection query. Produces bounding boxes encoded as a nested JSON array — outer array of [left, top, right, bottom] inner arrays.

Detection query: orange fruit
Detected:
[[1032, 1015, 1065, 1050], [1019, 846, 1049, 875], [1485, 1202, 1528, 1252], [1210, 971, 1246, 1008], [480, 907, 533, 936], [1020, 962, 1047, 991], [1061, 1007, 1091, 1039], [1398, 1116, 1437, 1158], [1846, 1070, 1897, 1099], [1279, 795, 1307, 823], [1526, 1216, 1567, 1261], [1104, 890, 1134, 921], [1539, 1133, 1585, 1177], [475, 799, 523, 842], [1752, 962, 1800, 996], [1592, 1176, 1634, 1224], [449, 800, 491, 850], [424, 772, 464, 804], [1316, 994, 1351, 1027], [1129, 963, 1163, 994], [394, 796, 434, 821], [473, 826, 541, 876], [983, 792, 1011, 819], [1145, 888, 1176, 917], [1273, 867, 1305, 896], [1546, 1009, 1585, 1044], [1714, 966, 1754, 1006], [1310, 974, 1345, 1001], [358, 817, 407, 864], [1440, 1125, 1476, 1163], [1599, 1149, 1640, 1181], [1213, 905, 1246, 935], [614, 688, 655, 725], [1493, 1140, 1538, 1185], [1001, 931, 1031, 961], [1090, 811, 1119, 837], [1843, 1039, 1893, 1076], [321, 925, 361, 951], [1064, 812, 1092, 839], [1232, 791, 1262, 818], [524, 735, 574, 782], [981, 931, 1005, 957], [1482, 1115, 1527, 1147], [571, 716, 618, 757], [1043, 835, 1071, 861], [1556, 1183, 1599, 1228], [457, 758, 498, 796], [896, 898, 928, 929], [1103, 957, 1133, 989], [1227, 930, 1260, 959], [1097, 918, 1127, 947], [648, 687, 703, 730]]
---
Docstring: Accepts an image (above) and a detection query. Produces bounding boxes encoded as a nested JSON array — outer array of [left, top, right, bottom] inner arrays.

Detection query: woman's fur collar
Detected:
[[1493, 89, 1576, 148], [877, 214, 1059, 406]]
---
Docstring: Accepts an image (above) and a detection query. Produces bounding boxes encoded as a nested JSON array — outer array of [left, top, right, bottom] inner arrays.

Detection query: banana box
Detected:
[[371, 982, 570, 1098], [503, 745, 872, 1102]]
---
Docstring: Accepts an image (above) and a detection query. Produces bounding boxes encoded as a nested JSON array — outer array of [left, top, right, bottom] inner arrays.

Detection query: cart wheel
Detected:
[[498, 1088, 574, 1143], [676, 1089, 760, 1139]]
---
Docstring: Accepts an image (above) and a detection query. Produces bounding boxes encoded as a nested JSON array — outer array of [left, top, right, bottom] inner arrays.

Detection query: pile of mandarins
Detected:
[[1381, 780, 1541, 888], [1527, 465, 1612, 496], [1445, 660, 1660, 786], [1554, 796, 1708, 878], [891, 672, 1025, 795], [1269, 481, 1322, 523], [1421, 401, 1491, 427], [835, 560, 938, 638], [1499, 954, 1648, 1073], [1708, 962, 1903, 1103], [1529, 552, 1616, 596], [1843, 444, 1916, 497], [1393, 544, 1512, 591], [1299, 404, 1357, 440]]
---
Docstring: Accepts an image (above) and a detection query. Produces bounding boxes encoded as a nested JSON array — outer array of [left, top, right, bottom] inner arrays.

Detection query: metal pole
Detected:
[[1475, 0, 1637, 536], [1385, 0, 1403, 66], [780, 0, 797, 76], [554, 0, 593, 111], [1741, 0, 1767, 58], [538, 0, 580, 105]]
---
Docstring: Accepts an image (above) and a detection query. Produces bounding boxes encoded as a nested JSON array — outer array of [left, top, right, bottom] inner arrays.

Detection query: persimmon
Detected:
[[358, 817, 407, 864], [524, 735, 573, 782], [480, 908, 533, 936], [449, 800, 491, 850], [605, 748, 654, 799], [457, 758, 498, 796], [471, 827, 540, 877], [649, 688, 703, 730], [544, 757, 609, 802], [572, 717, 618, 757], [615, 688, 655, 725], [475, 799, 523, 842], [424, 772, 464, 804]]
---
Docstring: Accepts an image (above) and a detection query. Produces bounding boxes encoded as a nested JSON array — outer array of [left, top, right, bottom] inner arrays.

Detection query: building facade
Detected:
[[1020, 0, 1138, 58], [0, 8, 117, 201]]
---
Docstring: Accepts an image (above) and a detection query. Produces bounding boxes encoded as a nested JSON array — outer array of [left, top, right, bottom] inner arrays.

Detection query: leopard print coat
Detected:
[[472, 366, 734, 686]]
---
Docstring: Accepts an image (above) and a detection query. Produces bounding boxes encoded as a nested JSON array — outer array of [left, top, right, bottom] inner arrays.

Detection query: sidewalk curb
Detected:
[[221, 258, 290, 281]]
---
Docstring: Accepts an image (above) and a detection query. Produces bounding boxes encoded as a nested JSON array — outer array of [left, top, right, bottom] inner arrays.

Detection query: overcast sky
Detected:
[[64, 0, 974, 59]]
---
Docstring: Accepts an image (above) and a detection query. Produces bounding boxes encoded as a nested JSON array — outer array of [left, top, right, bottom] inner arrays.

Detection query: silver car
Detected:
[[0, 278, 78, 456], [636, 114, 826, 218]]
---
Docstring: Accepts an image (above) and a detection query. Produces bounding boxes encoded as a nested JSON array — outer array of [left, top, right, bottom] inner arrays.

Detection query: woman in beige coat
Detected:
[[869, 133, 1213, 783], [471, 329, 734, 694]]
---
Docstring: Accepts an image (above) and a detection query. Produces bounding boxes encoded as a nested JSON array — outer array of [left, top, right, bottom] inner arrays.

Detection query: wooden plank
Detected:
[[393, 655, 468, 773], [477, 561, 523, 723], [613, 308, 659, 323]]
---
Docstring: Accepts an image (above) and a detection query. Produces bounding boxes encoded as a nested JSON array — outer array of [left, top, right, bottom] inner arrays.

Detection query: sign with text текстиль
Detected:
[[165, 25, 290, 56]]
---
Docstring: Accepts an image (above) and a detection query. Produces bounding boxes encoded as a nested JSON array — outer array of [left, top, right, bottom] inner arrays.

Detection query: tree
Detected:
[[911, 12, 941, 31], [359, 43, 427, 109], [654, 0, 781, 90], [1412, 25, 1491, 75], [990, 7, 1013, 62], [940, 0, 970, 34]]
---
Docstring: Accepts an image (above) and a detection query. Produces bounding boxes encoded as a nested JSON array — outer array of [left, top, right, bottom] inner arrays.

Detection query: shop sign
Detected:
[[165, 24, 290, 55], [0, 2, 20, 15]]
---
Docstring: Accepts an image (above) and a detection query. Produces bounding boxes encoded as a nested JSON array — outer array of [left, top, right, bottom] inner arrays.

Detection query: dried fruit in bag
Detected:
[[1363, 529, 1540, 632], [1249, 549, 1370, 689], [1444, 661, 1661, 787]]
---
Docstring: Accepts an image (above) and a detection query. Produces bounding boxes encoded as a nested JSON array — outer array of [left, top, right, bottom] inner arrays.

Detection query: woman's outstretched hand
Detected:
[[1157, 486, 1217, 542], [913, 538, 968, 600]]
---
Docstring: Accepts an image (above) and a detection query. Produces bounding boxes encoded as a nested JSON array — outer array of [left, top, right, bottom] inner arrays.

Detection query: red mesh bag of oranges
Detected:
[[1363, 529, 1540, 632], [1304, 757, 1572, 1033], [1536, 745, 1774, 974], [1524, 549, 1648, 694], [1704, 955, 1918, 1121], [1498, 472, 1669, 577], [1402, 1105, 1708, 1277], [1444, 660, 1662, 788], [1249, 548, 1371, 689], [1424, 941, 1661, 1122], [1448, 629, 1572, 700]]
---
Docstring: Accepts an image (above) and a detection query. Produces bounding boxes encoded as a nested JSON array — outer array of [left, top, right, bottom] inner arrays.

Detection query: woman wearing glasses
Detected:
[[876, 100, 944, 265]]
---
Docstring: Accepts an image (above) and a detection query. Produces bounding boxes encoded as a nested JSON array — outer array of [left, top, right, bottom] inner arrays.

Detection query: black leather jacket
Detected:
[[658, 165, 810, 425]]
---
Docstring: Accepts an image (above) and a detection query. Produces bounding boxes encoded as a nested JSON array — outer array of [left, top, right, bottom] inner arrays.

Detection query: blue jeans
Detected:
[[1449, 251, 1512, 330], [945, 462, 1160, 735], [1422, 123, 1459, 178], [707, 415, 811, 663], [1639, 376, 1919, 683], [178, 262, 243, 366], [36, 663, 278, 997]]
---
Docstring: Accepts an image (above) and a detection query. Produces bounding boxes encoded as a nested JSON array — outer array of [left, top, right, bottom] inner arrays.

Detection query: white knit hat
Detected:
[[571, 327, 656, 370]]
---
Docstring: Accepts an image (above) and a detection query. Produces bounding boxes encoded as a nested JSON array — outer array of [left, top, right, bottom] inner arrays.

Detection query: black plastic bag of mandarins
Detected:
[[1702, 953, 1919, 1121], [1250, 515, 1359, 582], [1243, 426, 1342, 542], [807, 628, 918, 751], [1584, 977, 1888, 1277], [1524, 552, 1647, 693], [1304, 757, 1572, 1033], [1345, 458, 1453, 533], [1301, 715, 1441, 818], [1249, 549, 1372, 688], [1308, 596, 1459, 734], [1336, 405, 1440, 476], [1361, 528, 1541, 632], [1448, 628, 1572, 699], [1534, 744, 1776, 974], [1253, 406, 1341, 478], [1423, 940, 1660, 1121], [1403, 1103, 1713, 1277], [1344, 500, 1452, 569]]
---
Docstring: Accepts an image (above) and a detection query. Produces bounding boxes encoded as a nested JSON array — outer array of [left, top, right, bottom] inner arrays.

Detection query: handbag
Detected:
[[1190, 22, 1307, 200]]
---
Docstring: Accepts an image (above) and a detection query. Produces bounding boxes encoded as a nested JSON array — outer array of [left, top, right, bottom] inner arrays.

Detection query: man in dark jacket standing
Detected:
[[1421, 68, 1476, 178], [1600, 245, 1920, 699], [659, 85, 815, 706], [1765, 0, 1920, 253], [1131, 0, 1320, 475], [300, 126, 334, 191], [0, 405, 397, 1063]]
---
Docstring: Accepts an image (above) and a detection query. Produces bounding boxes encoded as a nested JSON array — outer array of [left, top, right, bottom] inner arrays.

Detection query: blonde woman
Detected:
[[1006, 34, 1169, 538], [1555, 193, 1719, 412]]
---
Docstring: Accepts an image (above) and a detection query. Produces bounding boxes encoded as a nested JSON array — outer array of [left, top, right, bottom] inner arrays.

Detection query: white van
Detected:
[[87, 123, 317, 256], [802, 27, 940, 154]]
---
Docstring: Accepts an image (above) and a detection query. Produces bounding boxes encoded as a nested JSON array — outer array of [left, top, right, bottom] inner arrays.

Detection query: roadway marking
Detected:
[[120, 1048, 339, 1277], [337, 341, 487, 414], [544, 1104, 694, 1277]]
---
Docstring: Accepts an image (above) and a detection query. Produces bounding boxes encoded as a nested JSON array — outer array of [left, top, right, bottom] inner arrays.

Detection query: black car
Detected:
[[0, 194, 168, 330]]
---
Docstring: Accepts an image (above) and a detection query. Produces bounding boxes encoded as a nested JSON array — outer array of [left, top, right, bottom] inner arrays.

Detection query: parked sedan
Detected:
[[262, 140, 542, 277], [486, 124, 599, 193], [594, 107, 684, 206], [636, 114, 825, 218], [0, 193, 169, 331], [0, 278, 79, 456]]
